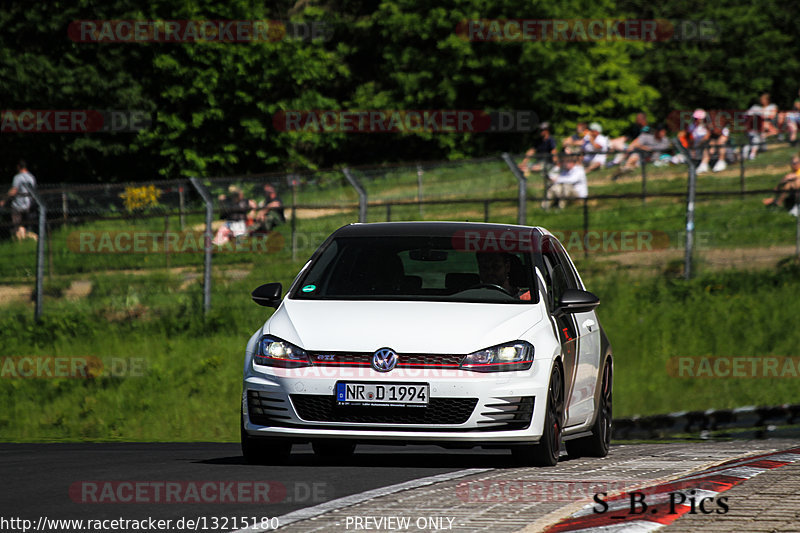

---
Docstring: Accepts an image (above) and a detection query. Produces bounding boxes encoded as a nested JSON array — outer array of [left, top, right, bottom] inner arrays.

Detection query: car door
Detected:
[[553, 243, 601, 427], [540, 241, 580, 424]]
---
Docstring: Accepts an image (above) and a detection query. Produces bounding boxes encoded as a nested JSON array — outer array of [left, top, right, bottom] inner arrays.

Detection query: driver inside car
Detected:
[[476, 252, 531, 300]]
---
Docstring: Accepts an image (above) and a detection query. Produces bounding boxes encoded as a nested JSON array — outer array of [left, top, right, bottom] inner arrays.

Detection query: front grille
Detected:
[[247, 390, 291, 426], [477, 396, 534, 430], [290, 394, 477, 425], [307, 351, 464, 368]]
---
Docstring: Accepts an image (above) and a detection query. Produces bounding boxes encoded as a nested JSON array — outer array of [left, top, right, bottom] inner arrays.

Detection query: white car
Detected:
[[241, 222, 612, 466]]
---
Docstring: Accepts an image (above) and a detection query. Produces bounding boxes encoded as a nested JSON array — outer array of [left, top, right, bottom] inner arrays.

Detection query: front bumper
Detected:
[[242, 359, 551, 444]]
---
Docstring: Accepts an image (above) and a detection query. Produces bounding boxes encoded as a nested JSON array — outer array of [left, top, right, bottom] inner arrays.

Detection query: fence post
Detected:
[[22, 183, 46, 321], [739, 144, 746, 195], [290, 177, 298, 262], [178, 185, 186, 230], [61, 191, 68, 223], [342, 167, 367, 223], [416, 164, 423, 217], [638, 150, 647, 204], [164, 215, 171, 269], [796, 199, 800, 260], [501, 152, 527, 225], [583, 197, 589, 259], [541, 159, 549, 203], [672, 139, 697, 280], [189, 177, 213, 315]]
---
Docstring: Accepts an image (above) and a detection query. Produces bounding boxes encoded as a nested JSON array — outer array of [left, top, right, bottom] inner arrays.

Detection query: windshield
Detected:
[[291, 235, 538, 304]]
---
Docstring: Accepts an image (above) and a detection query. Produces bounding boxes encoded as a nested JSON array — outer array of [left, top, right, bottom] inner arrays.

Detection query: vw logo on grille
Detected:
[[372, 348, 398, 372]]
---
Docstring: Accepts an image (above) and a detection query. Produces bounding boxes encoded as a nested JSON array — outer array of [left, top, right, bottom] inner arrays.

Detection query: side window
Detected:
[[554, 246, 580, 290], [543, 238, 581, 308], [550, 261, 568, 307], [541, 245, 566, 309]]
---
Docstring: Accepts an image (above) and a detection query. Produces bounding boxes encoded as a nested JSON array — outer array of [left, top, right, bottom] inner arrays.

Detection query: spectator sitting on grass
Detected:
[[612, 124, 670, 179], [762, 154, 800, 213], [212, 185, 256, 246], [542, 154, 588, 210], [609, 112, 648, 166], [562, 122, 589, 154], [746, 92, 779, 159], [779, 88, 800, 146], [518, 122, 557, 176], [689, 109, 712, 173], [248, 184, 285, 234], [583, 122, 609, 172], [699, 114, 731, 173]]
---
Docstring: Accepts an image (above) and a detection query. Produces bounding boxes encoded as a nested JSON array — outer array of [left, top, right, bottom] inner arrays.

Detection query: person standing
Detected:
[[1, 160, 37, 241]]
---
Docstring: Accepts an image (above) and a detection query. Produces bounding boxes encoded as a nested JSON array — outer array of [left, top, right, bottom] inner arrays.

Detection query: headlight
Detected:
[[254, 336, 311, 368], [459, 341, 534, 372]]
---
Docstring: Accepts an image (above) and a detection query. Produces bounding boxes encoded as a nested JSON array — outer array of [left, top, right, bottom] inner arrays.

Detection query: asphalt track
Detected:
[[2, 441, 798, 532], [0, 443, 514, 531]]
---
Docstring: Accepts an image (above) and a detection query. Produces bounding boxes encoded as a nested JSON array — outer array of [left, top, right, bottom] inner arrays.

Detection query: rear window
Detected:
[[291, 235, 538, 304]]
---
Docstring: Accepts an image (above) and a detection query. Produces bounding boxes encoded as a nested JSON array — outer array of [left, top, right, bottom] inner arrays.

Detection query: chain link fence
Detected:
[[1, 141, 798, 319]]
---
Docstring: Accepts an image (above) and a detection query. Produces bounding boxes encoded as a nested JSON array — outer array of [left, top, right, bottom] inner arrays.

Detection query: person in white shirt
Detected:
[[583, 122, 609, 172], [542, 155, 588, 210], [1, 160, 37, 241], [746, 92, 779, 159]]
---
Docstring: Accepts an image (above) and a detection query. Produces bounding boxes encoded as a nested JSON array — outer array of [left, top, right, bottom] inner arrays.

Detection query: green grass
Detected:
[[2, 144, 797, 282], [2, 259, 800, 442], [2, 145, 800, 442]]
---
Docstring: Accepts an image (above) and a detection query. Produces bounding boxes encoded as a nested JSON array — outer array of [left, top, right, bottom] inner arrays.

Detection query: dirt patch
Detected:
[[294, 207, 354, 219], [180, 272, 201, 290], [599, 245, 799, 272], [0, 285, 32, 305], [222, 269, 251, 281], [64, 280, 92, 300]]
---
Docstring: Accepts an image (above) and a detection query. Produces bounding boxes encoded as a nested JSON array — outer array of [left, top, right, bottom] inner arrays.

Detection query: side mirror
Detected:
[[252, 283, 283, 308], [556, 288, 600, 316]]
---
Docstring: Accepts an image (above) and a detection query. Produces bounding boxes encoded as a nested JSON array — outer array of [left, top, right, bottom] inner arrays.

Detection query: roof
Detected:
[[332, 221, 546, 238]]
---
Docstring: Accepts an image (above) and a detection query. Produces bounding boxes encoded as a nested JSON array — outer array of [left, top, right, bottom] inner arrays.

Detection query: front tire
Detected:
[[512, 363, 564, 467], [241, 411, 292, 465], [566, 359, 612, 458]]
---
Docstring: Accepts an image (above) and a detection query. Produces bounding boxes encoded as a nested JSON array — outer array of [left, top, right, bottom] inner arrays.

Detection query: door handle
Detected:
[[582, 319, 596, 331]]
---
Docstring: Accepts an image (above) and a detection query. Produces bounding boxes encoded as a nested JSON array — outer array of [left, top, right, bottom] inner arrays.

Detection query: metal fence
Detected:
[[2, 139, 798, 319]]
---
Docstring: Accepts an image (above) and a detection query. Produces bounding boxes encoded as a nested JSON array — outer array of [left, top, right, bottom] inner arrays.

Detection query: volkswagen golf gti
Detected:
[[241, 222, 612, 466]]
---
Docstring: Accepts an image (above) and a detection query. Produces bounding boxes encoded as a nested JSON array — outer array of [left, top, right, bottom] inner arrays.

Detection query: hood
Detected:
[[265, 299, 544, 354]]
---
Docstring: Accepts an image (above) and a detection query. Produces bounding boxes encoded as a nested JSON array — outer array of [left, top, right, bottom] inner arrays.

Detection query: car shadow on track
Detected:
[[195, 445, 578, 469]]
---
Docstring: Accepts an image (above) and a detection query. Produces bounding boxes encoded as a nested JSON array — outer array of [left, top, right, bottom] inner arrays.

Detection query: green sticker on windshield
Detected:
[[301, 284, 316, 293]]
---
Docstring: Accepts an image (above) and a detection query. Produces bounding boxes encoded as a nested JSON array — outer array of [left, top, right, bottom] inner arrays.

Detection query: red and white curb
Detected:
[[543, 446, 800, 532]]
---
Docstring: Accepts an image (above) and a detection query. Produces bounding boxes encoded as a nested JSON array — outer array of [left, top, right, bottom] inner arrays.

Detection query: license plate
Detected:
[[336, 382, 429, 407]]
